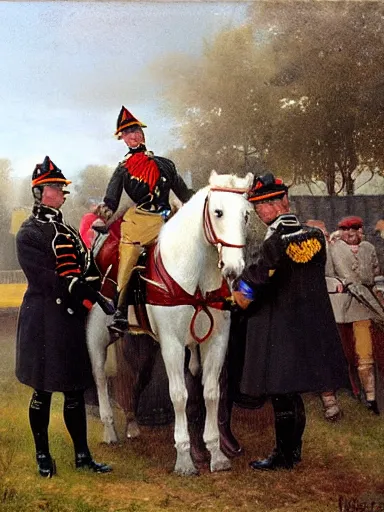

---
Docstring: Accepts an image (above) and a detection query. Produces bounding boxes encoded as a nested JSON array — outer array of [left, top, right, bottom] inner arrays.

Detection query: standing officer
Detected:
[[16, 156, 113, 478], [233, 173, 348, 470]]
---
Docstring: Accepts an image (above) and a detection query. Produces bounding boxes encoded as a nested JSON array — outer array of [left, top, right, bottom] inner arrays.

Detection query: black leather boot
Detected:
[[292, 441, 302, 465], [249, 448, 293, 471], [36, 452, 56, 478], [291, 394, 306, 464], [185, 369, 210, 464], [108, 309, 128, 335], [218, 363, 243, 458], [249, 394, 300, 471], [75, 452, 112, 473], [366, 399, 380, 415], [189, 421, 210, 464]]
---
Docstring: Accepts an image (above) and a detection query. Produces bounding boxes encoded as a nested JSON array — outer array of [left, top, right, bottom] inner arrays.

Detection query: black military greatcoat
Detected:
[[239, 215, 348, 398], [16, 206, 94, 392]]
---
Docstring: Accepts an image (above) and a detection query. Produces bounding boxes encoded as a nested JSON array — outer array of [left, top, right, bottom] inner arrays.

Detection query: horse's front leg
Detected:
[[87, 305, 119, 444], [161, 341, 198, 476], [200, 316, 231, 472]]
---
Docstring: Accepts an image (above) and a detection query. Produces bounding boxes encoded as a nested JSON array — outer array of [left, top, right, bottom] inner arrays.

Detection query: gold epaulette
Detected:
[[286, 237, 322, 263]]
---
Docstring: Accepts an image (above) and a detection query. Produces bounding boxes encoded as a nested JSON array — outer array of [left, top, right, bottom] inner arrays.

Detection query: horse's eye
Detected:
[[214, 209, 223, 218], [244, 211, 250, 224]]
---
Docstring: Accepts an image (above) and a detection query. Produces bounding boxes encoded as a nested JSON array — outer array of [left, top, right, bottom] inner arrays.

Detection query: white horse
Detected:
[[87, 171, 253, 476]]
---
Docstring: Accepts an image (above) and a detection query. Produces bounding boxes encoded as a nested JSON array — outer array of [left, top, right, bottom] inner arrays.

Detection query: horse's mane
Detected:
[[159, 186, 209, 244]]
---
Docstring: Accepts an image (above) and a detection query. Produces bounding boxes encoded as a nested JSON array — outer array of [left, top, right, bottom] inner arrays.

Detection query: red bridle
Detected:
[[203, 187, 249, 249]]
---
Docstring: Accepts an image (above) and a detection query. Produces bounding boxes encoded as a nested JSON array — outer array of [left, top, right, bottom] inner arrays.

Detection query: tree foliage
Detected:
[[151, 26, 277, 188], [63, 164, 112, 227], [0, 159, 13, 212], [154, 1, 384, 195]]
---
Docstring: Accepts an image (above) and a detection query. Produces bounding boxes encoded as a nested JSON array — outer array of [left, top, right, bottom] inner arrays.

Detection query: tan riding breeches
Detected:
[[117, 207, 164, 293], [353, 319, 374, 366]]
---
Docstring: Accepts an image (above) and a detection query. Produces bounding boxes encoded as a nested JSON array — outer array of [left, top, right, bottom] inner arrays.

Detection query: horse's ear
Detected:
[[245, 172, 254, 188], [209, 170, 218, 185]]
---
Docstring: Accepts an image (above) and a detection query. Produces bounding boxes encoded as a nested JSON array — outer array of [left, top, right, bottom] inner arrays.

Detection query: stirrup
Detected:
[[108, 310, 128, 335], [108, 320, 128, 336]]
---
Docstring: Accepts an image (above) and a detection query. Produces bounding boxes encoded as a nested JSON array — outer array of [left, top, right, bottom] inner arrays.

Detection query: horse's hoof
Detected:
[[101, 440, 119, 446], [174, 465, 199, 476], [174, 451, 198, 476], [126, 424, 140, 439], [103, 434, 119, 444], [210, 458, 231, 472], [210, 451, 231, 473]]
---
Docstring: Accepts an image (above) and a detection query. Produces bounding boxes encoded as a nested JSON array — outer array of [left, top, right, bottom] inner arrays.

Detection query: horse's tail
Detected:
[[188, 344, 200, 376]]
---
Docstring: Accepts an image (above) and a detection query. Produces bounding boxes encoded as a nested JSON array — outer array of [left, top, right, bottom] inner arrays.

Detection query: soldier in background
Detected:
[[328, 216, 384, 415]]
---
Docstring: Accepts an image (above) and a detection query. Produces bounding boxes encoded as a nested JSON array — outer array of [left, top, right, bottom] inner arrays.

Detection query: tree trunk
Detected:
[[345, 172, 354, 195], [326, 166, 336, 196]]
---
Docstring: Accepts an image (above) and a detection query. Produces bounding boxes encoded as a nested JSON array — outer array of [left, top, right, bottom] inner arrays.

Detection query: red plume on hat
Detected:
[[32, 156, 71, 187], [114, 106, 147, 137], [337, 216, 363, 229]]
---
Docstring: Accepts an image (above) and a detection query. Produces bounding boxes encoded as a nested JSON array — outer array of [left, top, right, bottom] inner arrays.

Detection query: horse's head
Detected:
[[204, 171, 253, 283]]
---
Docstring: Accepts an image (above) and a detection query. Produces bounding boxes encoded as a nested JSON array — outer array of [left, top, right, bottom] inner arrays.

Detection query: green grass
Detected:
[[1, 313, 384, 511]]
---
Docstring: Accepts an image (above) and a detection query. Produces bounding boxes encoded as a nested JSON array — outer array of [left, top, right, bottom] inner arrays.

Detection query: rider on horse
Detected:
[[95, 106, 194, 334]]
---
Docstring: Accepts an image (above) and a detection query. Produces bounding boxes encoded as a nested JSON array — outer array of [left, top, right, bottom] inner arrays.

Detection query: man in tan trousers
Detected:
[[328, 215, 383, 415], [96, 106, 194, 333]]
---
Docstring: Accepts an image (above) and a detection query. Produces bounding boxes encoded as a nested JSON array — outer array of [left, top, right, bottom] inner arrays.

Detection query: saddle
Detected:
[[92, 218, 122, 301], [93, 222, 233, 341], [92, 219, 153, 336]]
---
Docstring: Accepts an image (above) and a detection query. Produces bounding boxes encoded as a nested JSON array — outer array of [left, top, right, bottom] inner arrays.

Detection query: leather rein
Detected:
[[203, 187, 249, 269], [190, 186, 250, 342]]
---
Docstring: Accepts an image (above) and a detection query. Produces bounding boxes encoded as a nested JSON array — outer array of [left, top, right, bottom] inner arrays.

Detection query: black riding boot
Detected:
[[218, 360, 243, 458], [64, 391, 112, 473], [29, 390, 56, 478], [109, 287, 128, 335], [250, 394, 302, 471], [292, 394, 306, 464], [185, 369, 210, 464]]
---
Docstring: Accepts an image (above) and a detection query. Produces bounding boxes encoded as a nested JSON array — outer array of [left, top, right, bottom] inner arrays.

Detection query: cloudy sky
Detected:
[[0, 1, 247, 180]]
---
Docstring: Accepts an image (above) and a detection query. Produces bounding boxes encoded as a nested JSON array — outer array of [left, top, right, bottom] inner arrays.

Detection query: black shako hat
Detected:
[[114, 106, 147, 138], [32, 156, 71, 187], [248, 172, 288, 203]]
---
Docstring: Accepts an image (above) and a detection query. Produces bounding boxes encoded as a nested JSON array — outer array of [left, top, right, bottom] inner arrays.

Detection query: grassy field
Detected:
[[0, 312, 384, 512]]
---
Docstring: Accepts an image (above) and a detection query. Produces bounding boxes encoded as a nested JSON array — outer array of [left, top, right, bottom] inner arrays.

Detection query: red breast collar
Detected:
[[144, 244, 230, 343]]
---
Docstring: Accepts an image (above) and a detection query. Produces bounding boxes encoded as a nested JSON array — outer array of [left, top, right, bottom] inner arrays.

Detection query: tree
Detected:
[[0, 159, 13, 212], [63, 164, 112, 227], [150, 26, 277, 188], [246, 1, 384, 194], [154, 2, 384, 194], [0, 159, 17, 269]]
